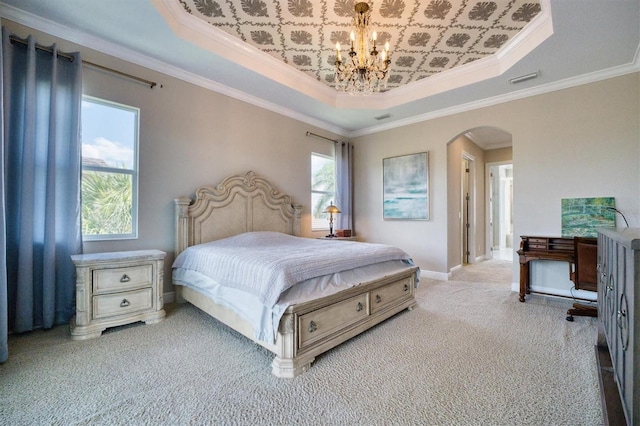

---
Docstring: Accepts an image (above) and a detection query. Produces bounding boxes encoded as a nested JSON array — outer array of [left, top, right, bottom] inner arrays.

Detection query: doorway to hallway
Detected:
[[487, 163, 513, 261]]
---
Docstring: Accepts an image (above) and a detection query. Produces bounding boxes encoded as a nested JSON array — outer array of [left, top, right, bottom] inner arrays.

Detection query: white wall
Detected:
[[352, 124, 451, 277], [7, 20, 640, 300], [511, 74, 640, 298], [354, 73, 640, 297], [85, 71, 341, 295], [4, 20, 342, 296]]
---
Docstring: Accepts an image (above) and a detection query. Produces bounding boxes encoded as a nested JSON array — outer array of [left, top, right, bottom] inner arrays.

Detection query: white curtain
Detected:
[[1, 29, 83, 362], [335, 142, 353, 232]]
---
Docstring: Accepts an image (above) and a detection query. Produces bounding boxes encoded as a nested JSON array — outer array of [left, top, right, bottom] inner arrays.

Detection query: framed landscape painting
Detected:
[[383, 152, 429, 220], [561, 197, 615, 237]]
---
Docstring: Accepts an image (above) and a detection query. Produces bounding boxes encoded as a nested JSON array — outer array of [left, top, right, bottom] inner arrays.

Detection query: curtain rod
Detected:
[[83, 61, 157, 89], [8, 35, 158, 89], [306, 131, 339, 144]]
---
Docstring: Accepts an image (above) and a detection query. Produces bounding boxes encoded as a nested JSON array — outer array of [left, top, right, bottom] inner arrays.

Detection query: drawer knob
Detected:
[[403, 283, 409, 292], [617, 310, 626, 328], [120, 299, 131, 308], [617, 293, 629, 351], [308, 321, 317, 333], [120, 274, 131, 283], [375, 294, 382, 304], [356, 302, 363, 312]]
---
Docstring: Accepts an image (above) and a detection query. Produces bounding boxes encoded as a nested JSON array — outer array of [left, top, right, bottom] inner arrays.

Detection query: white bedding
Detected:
[[172, 231, 417, 344], [172, 231, 413, 308]]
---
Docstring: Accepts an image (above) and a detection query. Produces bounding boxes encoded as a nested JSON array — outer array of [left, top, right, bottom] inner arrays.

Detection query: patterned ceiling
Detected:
[[178, 0, 542, 92]]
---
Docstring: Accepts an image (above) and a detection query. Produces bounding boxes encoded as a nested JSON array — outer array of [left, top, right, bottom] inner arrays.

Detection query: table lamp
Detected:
[[324, 202, 341, 238]]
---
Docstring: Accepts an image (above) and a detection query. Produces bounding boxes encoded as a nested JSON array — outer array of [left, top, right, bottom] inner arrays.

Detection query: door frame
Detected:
[[485, 160, 513, 260], [462, 152, 476, 264]]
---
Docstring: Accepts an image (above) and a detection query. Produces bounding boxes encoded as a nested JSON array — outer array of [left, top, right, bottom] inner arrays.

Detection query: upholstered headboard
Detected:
[[174, 171, 303, 256]]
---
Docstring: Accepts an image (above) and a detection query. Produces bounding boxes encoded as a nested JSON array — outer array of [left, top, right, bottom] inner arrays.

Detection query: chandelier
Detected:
[[334, 2, 391, 95]]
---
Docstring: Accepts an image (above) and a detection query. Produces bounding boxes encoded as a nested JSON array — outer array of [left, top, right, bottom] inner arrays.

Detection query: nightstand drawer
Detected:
[[93, 264, 153, 293], [93, 288, 153, 319]]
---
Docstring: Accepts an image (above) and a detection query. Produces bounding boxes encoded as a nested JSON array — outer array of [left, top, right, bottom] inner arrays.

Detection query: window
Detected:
[[311, 153, 335, 230], [81, 96, 139, 240]]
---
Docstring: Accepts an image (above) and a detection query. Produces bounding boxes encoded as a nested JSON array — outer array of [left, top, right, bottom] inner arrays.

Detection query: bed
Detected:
[[172, 171, 419, 378]]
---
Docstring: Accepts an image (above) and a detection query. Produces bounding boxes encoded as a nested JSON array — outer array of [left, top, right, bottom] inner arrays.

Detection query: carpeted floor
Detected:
[[0, 260, 602, 425]]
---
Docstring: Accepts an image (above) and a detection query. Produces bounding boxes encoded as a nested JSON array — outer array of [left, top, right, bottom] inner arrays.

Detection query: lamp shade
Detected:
[[324, 202, 341, 214]]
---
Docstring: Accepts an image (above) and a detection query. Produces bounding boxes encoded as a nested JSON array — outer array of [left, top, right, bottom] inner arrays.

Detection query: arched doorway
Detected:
[[446, 127, 512, 272]]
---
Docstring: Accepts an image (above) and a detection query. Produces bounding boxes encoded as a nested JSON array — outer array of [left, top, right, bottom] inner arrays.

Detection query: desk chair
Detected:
[[566, 237, 598, 321]]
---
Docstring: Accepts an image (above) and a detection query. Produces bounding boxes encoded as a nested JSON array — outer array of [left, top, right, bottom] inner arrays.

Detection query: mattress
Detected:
[[171, 231, 413, 307]]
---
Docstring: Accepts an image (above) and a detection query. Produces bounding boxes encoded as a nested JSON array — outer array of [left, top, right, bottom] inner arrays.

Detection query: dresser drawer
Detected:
[[93, 264, 153, 293], [528, 243, 547, 250], [298, 293, 368, 349], [528, 238, 547, 244], [93, 288, 153, 319], [371, 277, 413, 314]]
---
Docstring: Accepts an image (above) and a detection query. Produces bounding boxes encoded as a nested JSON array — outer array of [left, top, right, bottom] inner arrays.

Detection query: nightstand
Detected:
[[70, 249, 166, 340], [317, 236, 358, 241]]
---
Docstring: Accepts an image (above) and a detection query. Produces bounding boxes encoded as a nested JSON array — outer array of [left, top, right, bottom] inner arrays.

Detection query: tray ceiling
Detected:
[[178, 0, 542, 92], [3, 0, 637, 135]]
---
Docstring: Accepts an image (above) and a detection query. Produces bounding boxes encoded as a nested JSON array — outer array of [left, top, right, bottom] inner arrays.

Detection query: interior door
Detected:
[[462, 159, 470, 264], [486, 163, 513, 261]]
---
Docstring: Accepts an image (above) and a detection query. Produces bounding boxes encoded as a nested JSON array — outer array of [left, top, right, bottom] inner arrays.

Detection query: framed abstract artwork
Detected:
[[383, 152, 429, 220]]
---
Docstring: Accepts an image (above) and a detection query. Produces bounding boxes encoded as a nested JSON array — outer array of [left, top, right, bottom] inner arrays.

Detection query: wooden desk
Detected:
[[517, 236, 575, 302], [517, 236, 598, 307]]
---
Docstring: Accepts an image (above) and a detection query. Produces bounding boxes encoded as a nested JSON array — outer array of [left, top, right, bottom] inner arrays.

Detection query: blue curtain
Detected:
[[0, 29, 6, 364], [0, 29, 83, 362], [335, 142, 353, 232]]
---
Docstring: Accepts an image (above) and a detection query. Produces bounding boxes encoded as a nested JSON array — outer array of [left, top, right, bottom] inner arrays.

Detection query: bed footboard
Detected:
[[179, 267, 417, 378], [271, 266, 418, 378]]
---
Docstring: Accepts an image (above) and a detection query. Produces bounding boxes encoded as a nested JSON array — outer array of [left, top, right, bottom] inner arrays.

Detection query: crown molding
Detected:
[[149, 0, 339, 106], [151, 0, 554, 111], [3, 0, 638, 141], [494, 0, 553, 72], [349, 59, 640, 138], [0, 2, 350, 136]]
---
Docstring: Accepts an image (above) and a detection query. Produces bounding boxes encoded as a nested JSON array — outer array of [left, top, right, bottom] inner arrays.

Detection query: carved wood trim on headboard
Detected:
[[174, 171, 303, 256]]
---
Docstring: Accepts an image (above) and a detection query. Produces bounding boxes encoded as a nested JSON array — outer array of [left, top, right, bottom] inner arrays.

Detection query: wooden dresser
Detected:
[[70, 250, 166, 340], [597, 228, 639, 425]]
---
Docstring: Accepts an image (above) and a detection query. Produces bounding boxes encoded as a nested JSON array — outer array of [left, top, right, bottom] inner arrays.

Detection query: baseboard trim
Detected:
[[509, 283, 597, 301], [420, 269, 450, 281]]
